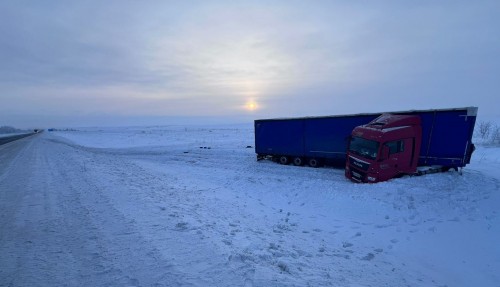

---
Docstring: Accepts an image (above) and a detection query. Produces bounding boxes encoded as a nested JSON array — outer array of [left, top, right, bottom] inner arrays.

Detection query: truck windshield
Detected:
[[349, 136, 380, 160]]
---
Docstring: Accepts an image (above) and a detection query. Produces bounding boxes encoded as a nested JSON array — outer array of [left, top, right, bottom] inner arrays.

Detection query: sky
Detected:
[[1, 1, 499, 128]]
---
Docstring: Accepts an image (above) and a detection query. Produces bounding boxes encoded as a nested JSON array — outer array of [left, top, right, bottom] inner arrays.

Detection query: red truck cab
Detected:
[[345, 114, 422, 183]]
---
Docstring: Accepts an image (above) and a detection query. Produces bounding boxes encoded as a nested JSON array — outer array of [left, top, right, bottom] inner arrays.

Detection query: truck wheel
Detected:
[[308, 158, 321, 168], [279, 156, 289, 165], [293, 157, 304, 166]]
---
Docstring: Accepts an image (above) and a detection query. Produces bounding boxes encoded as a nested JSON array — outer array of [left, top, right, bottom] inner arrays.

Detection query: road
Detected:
[[0, 134, 220, 286], [0, 133, 35, 146]]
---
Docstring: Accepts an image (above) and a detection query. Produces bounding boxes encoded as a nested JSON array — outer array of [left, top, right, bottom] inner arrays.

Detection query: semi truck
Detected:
[[254, 107, 477, 183]]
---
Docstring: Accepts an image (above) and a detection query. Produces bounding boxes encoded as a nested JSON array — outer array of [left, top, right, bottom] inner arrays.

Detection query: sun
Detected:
[[245, 100, 258, 111]]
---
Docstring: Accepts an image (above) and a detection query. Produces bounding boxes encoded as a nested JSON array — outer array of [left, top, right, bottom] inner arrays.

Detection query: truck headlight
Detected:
[[367, 176, 377, 182]]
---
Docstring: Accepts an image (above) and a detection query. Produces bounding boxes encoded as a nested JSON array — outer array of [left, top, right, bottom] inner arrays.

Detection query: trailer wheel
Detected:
[[308, 158, 321, 168], [293, 157, 304, 166], [442, 166, 458, 172], [279, 156, 289, 165]]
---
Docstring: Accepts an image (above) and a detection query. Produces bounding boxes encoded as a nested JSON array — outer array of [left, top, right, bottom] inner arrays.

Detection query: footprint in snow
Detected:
[[175, 222, 189, 231], [361, 253, 375, 261], [342, 242, 353, 248]]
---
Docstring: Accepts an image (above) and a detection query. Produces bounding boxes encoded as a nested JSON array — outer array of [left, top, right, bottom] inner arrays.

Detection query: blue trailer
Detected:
[[254, 113, 381, 167]]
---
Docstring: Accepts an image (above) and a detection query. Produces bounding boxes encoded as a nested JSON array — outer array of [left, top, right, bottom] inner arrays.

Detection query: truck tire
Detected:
[[308, 158, 321, 168], [293, 157, 304, 166], [279, 156, 289, 165]]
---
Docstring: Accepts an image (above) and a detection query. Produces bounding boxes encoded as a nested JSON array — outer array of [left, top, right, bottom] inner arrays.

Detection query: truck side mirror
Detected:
[[379, 145, 390, 161]]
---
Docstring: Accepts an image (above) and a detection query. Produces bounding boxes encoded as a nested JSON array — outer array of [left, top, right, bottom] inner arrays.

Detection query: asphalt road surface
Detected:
[[0, 133, 35, 146]]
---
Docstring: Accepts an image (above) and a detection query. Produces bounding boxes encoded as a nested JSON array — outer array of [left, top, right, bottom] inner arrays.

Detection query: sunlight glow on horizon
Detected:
[[244, 99, 259, 112]]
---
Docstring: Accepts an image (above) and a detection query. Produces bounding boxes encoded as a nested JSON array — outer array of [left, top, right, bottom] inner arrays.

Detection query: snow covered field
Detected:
[[1, 124, 499, 286]]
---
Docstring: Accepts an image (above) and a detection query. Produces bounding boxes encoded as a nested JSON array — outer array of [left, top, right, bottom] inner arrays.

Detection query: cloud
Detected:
[[1, 0, 499, 128]]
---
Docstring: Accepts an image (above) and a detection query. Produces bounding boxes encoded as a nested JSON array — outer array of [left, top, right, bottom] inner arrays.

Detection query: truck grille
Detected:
[[350, 169, 366, 182], [348, 156, 370, 171]]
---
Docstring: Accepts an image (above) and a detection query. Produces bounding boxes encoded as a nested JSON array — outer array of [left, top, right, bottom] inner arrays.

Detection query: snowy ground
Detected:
[[1, 124, 499, 286]]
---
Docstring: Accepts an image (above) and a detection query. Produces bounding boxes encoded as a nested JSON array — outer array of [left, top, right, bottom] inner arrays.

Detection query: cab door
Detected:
[[385, 138, 416, 174]]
